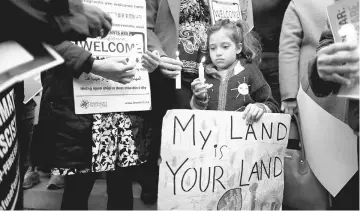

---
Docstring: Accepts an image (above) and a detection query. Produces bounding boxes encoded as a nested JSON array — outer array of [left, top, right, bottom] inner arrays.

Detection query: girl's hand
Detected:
[[191, 78, 208, 100], [141, 50, 160, 73], [242, 103, 266, 125]]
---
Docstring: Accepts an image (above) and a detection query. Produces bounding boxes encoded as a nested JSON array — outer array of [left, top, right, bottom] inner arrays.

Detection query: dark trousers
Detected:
[[61, 166, 138, 210], [21, 99, 36, 170], [259, 52, 281, 105], [331, 136, 359, 210]]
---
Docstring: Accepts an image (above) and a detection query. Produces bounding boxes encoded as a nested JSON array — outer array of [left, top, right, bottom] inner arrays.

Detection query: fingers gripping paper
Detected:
[[158, 110, 290, 210]]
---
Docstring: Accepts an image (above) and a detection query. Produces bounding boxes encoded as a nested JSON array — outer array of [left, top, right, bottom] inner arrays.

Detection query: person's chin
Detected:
[[216, 62, 230, 69]]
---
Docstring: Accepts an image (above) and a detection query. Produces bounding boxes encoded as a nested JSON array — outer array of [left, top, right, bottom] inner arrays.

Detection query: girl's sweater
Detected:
[[191, 59, 279, 112]]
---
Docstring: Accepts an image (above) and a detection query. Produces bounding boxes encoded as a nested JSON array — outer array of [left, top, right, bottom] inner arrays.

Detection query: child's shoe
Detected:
[[23, 167, 40, 189]]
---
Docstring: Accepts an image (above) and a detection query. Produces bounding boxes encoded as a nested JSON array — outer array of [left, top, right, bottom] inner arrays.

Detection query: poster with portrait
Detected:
[[73, 0, 151, 114], [158, 110, 290, 210]]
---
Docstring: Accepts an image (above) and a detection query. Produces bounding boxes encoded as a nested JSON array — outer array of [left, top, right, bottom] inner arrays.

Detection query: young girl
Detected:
[[191, 19, 279, 124]]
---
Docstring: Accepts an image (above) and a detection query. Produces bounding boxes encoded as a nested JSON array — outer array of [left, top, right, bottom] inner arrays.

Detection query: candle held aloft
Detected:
[[198, 57, 206, 81], [338, 24, 358, 45], [175, 50, 181, 89]]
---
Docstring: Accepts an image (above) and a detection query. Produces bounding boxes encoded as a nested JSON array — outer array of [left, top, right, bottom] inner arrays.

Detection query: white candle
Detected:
[[338, 24, 358, 45], [175, 51, 181, 89], [198, 57, 206, 81]]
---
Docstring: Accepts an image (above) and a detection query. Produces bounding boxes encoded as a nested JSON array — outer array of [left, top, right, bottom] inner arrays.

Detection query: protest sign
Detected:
[[240, 0, 254, 31], [209, 0, 243, 23], [0, 87, 20, 210], [297, 85, 358, 196], [0, 41, 63, 93], [158, 110, 290, 210], [73, 0, 151, 114], [23, 74, 42, 104], [327, 0, 359, 99]]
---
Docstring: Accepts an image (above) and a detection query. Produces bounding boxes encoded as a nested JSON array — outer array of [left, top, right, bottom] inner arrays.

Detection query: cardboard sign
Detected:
[[297, 85, 358, 196], [23, 74, 42, 104], [0, 87, 20, 210], [158, 110, 290, 210], [0, 41, 63, 93], [73, 0, 151, 114], [209, 0, 254, 31], [240, 0, 254, 31], [327, 0, 359, 99], [209, 0, 243, 23]]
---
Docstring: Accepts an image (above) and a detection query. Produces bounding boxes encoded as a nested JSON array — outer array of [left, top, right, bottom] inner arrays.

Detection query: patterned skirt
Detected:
[[52, 112, 152, 176]]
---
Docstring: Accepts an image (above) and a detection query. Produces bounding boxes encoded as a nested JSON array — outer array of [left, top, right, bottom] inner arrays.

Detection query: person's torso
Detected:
[[205, 63, 261, 111]]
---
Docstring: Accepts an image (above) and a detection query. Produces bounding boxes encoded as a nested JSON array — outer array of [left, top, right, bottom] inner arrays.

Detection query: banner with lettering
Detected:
[[73, 0, 151, 114], [0, 87, 20, 210], [158, 110, 290, 210]]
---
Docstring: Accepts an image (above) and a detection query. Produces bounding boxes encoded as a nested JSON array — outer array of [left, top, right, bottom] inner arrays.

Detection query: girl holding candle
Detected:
[[191, 19, 279, 124]]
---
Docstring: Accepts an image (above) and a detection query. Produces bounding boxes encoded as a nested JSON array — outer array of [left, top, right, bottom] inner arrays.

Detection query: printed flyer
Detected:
[[73, 0, 151, 114], [158, 110, 290, 210]]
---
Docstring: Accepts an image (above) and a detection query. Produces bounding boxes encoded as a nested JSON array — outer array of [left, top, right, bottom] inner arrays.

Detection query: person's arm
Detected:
[[0, 0, 111, 44], [250, 67, 280, 113], [279, 1, 302, 101], [308, 29, 341, 97], [146, 0, 167, 57], [52, 41, 94, 79]]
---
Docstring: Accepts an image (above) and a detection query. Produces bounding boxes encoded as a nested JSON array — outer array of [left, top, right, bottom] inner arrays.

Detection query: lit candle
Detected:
[[198, 57, 206, 81], [338, 24, 358, 45], [175, 51, 181, 89]]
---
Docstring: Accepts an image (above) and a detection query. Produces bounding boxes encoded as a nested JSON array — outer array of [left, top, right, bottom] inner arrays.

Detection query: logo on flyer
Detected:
[[80, 99, 90, 109], [80, 99, 108, 109]]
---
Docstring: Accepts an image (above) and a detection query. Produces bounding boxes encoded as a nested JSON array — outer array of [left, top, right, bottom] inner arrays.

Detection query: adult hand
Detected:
[[317, 42, 359, 86], [191, 78, 208, 100], [82, 3, 112, 38], [242, 103, 266, 125], [91, 58, 136, 84], [281, 99, 297, 115], [141, 50, 160, 73], [159, 57, 183, 79]]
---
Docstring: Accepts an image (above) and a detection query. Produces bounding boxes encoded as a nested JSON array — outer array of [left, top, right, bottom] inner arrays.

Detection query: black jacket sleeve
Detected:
[[52, 41, 94, 79], [0, 0, 89, 44]]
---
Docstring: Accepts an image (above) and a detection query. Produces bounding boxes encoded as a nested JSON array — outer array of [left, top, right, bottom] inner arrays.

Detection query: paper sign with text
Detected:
[[73, 0, 151, 114], [158, 110, 290, 210], [240, 0, 254, 31], [209, 0, 243, 23], [327, 0, 359, 99]]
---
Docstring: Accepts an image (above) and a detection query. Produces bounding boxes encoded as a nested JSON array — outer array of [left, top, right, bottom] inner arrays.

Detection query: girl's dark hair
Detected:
[[207, 19, 262, 65]]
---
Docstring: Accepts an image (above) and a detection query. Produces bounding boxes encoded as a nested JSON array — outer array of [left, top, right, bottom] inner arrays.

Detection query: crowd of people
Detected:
[[0, 0, 358, 210]]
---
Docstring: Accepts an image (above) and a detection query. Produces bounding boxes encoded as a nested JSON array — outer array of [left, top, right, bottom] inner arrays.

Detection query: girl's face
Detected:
[[208, 28, 242, 71]]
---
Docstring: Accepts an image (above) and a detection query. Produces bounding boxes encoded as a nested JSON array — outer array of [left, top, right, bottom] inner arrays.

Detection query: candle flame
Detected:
[[201, 57, 206, 63], [176, 51, 179, 57], [339, 24, 356, 36]]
